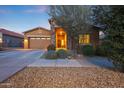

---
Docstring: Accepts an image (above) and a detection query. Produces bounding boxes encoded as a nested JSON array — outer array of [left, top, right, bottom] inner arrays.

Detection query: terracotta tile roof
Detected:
[[0, 28, 24, 38], [23, 27, 52, 34]]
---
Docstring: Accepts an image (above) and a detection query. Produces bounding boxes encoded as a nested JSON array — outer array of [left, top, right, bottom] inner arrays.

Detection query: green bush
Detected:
[[109, 48, 124, 72], [45, 50, 57, 59], [112, 53, 124, 72], [81, 45, 95, 56], [47, 44, 56, 51], [96, 41, 124, 72], [67, 50, 75, 59], [56, 49, 68, 58], [95, 41, 111, 56], [43, 49, 75, 59]]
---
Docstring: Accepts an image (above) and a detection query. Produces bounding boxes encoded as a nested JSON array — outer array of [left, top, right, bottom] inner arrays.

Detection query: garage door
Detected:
[[29, 37, 51, 49]]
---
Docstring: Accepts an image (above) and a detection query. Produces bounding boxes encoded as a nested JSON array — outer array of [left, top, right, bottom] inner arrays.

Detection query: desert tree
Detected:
[[48, 5, 91, 51]]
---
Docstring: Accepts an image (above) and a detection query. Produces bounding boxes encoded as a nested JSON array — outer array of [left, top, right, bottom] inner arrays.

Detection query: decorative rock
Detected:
[[0, 67, 124, 88]]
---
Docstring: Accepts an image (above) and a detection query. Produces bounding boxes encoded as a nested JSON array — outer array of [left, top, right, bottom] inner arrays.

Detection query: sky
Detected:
[[0, 5, 50, 33]]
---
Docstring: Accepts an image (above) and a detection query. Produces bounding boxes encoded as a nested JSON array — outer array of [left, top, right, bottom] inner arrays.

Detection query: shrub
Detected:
[[56, 49, 68, 58], [45, 50, 57, 59], [95, 41, 111, 56], [67, 50, 75, 59], [108, 48, 124, 72], [81, 45, 94, 56], [96, 40, 124, 72], [111, 52, 124, 72], [47, 44, 56, 51]]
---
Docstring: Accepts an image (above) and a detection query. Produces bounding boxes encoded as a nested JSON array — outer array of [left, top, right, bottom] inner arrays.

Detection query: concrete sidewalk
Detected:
[[28, 56, 114, 68], [28, 59, 86, 67]]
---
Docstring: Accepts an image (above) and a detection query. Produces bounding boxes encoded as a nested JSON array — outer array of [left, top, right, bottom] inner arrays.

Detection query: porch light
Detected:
[[60, 31, 63, 35], [24, 39, 28, 49], [24, 39, 28, 42], [0, 38, 2, 43]]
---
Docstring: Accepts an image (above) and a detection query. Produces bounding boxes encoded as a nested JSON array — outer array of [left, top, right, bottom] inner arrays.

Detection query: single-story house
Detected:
[[23, 27, 51, 49], [0, 28, 24, 48], [23, 19, 100, 50], [49, 18, 100, 50]]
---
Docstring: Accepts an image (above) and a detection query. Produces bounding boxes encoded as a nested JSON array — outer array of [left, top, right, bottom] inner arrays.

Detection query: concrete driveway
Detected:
[[0, 49, 44, 82]]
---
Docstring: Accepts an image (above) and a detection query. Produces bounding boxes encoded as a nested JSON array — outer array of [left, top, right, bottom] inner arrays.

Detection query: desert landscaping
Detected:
[[0, 67, 124, 88]]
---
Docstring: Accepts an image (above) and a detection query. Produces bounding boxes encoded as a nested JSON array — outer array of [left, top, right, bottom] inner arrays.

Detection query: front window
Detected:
[[79, 34, 90, 44]]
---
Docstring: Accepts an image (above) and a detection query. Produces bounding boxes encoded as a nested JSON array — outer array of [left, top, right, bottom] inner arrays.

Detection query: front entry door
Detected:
[[56, 28, 67, 50]]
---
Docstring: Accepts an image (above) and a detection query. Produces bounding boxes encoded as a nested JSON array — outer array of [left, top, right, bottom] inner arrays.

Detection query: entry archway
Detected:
[[55, 28, 67, 50]]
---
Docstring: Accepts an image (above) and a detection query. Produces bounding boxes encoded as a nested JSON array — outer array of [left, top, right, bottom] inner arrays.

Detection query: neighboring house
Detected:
[[49, 18, 100, 50], [0, 28, 24, 48], [23, 27, 51, 49]]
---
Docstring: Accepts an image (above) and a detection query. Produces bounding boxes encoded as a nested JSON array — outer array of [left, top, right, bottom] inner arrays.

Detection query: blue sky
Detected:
[[0, 5, 50, 33]]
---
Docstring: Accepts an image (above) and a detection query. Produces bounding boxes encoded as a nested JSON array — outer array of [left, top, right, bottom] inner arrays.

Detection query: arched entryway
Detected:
[[55, 28, 67, 50]]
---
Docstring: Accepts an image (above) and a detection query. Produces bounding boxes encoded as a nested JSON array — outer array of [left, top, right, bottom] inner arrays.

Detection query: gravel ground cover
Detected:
[[0, 67, 124, 88]]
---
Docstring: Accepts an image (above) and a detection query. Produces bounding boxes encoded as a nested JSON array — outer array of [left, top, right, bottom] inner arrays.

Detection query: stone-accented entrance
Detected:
[[55, 28, 67, 50]]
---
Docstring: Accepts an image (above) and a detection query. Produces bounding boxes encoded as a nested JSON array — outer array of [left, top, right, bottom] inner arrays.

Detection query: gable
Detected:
[[0, 29, 24, 38], [24, 27, 51, 37]]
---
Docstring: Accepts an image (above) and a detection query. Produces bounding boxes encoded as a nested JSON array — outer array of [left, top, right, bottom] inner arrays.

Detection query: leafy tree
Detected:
[[92, 6, 124, 71], [49, 5, 91, 52]]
